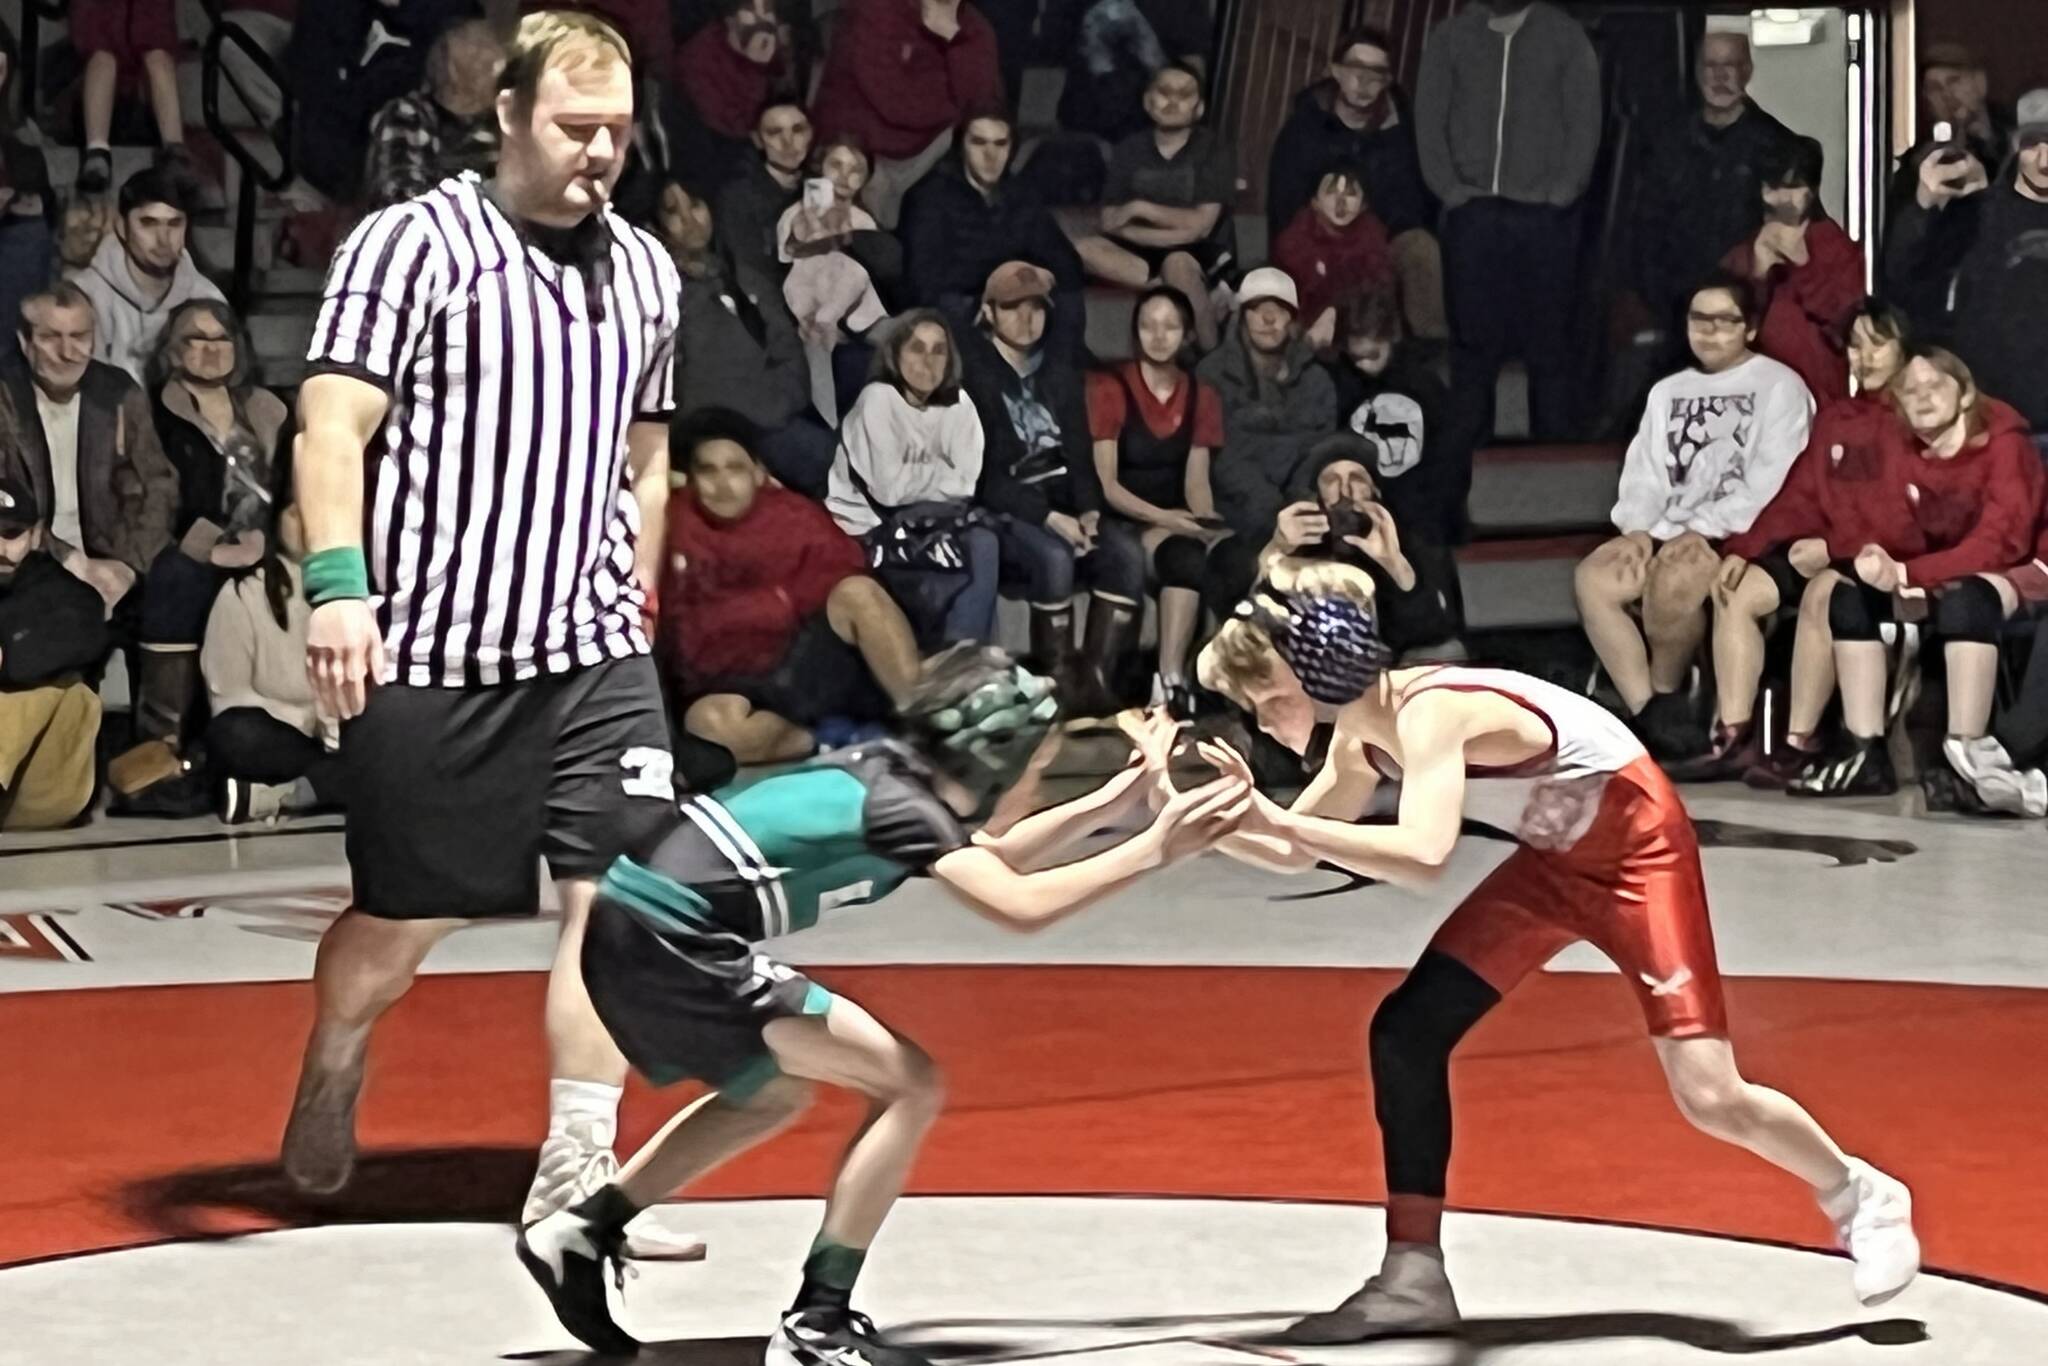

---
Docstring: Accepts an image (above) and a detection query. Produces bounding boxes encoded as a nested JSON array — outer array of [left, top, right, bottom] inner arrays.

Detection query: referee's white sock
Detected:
[[547, 1079, 623, 1150]]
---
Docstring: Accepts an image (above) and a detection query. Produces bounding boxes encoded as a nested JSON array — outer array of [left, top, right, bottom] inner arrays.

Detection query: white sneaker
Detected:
[[1285, 1243, 1462, 1343], [524, 1122, 708, 1262], [222, 777, 292, 825], [1944, 737, 2048, 817], [1819, 1158, 1920, 1305]]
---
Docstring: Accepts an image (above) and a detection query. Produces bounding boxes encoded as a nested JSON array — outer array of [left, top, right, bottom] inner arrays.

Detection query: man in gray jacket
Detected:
[[1415, 0, 1600, 458], [1196, 267, 1337, 614]]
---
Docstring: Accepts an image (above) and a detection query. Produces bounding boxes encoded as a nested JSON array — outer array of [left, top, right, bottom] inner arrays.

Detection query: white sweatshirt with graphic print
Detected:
[[1610, 353, 1814, 541]]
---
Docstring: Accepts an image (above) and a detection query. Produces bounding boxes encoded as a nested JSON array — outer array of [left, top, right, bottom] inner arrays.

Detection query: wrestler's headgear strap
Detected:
[[919, 661, 1061, 797], [1236, 588, 1394, 706]]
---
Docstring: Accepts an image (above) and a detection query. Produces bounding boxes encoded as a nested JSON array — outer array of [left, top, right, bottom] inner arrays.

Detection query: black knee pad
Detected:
[[1153, 535, 1208, 590], [1370, 951, 1501, 1070], [1935, 575, 2005, 644], [1827, 578, 1885, 640], [1369, 952, 1502, 1198]]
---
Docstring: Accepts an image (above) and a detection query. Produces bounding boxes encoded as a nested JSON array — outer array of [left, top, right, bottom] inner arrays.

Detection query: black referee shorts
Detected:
[[341, 655, 676, 920]]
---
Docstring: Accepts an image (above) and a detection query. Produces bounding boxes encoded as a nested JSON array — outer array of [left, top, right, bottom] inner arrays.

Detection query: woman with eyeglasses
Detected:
[[1573, 273, 1813, 761]]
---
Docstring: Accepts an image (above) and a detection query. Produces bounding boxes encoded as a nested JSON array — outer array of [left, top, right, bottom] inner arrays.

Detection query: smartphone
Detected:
[[1930, 120, 1967, 166], [1191, 514, 1228, 530], [802, 177, 835, 214]]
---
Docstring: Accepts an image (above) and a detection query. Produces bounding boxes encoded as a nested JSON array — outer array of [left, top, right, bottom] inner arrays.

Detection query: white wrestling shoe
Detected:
[[524, 1122, 708, 1263], [1944, 737, 2048, 818], [1285, 1242, 1462, 1343], [1820, 1158, 1921, 1305]]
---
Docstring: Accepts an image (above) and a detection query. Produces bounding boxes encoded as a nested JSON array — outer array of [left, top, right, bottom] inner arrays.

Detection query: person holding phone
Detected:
[[1087, 286, 1232, 715]]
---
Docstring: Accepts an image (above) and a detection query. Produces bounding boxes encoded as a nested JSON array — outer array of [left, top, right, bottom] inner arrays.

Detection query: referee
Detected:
[[283, 12, 694, 1253]]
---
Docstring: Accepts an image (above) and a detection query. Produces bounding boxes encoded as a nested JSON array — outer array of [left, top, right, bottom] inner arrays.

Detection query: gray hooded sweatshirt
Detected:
[[69, 232, 226, 387], [1413, 1, 1602, 211]]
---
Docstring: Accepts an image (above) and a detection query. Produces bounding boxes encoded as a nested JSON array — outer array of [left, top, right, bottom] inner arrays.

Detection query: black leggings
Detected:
[[207, 708, 346, 803], [1828, 573, 2002, 643], [1370, 950, 1503, 1198]]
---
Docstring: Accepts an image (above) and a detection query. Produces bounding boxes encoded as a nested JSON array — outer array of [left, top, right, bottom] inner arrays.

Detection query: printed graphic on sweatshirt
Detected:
[[1663, 392, 1755, 513], [1348, 394, 1427, 479]]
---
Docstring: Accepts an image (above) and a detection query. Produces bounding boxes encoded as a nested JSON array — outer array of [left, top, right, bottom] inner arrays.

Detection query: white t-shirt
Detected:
[[1611, 352, 1815, 541], [34, 388, 84, 550]]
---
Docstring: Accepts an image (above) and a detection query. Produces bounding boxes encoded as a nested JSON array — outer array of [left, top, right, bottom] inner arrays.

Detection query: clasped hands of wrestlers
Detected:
[[1117, 707, 1295, 859]]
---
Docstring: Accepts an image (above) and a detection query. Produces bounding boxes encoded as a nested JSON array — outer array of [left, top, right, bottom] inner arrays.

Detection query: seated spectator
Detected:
[[1269, 166, 1396, 352], [899, 110, 1086, 359], [1676, 300, 1913, 784], [1721, 137, 1864, 403], [1574, 275, 1812, 756], [1075, 62, 1237, 352], [779, 135, 891, 424], [0, 20, 56, 338], [68, 0, 190, 195], [147, 299, 287, 652], [1783, 349, 2040, 799], [1045, 0, 1211, 144], [286, 0, 476, 202], [201, 442, 344, 824], [665, 0, 797, 198], [655, 181, 831, 498], [1631, 30, 1797, 329], [714, 99, 812, 280], [69, 169, 224, 386], [0, 476, 110, 830], [1328, 290, 1461, 544], [826, 310, 998, 645], [661, 408, 922, 764], [363, 17, 503, 209], [810, 0, 1005, 230], [1197, 267, 1338, 617], [1265, 26, 1442, 340], [1884, 87, 2048, 435], [1088, 286, 1229, 714], [1268, 435, 1465, 659], [961, 261, 1143, 701]]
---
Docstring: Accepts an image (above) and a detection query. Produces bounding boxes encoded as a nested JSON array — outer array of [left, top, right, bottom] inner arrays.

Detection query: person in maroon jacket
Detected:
[[1269, 165, 1397, 353], [809, 0, 1005, 230], [1784, 348, 2042, 797], [660, 409, 925, 764], [1674, 301, 1912, 783], [1721, 137, 1865, 404]]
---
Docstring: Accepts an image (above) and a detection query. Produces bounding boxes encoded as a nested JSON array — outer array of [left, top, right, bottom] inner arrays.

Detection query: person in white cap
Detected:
[[1197, 266, 1338, 614]]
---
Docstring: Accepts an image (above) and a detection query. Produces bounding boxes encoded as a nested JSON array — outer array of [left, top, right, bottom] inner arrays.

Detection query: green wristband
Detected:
[[303, 547, 371, 606]]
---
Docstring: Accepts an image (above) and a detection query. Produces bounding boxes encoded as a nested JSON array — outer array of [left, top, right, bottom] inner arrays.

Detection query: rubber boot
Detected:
[[1072, 597, 1139, 716]]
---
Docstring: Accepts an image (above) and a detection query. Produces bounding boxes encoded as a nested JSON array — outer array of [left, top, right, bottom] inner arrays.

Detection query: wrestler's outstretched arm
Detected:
[[1209, 729, 1383, 874], [1204, 695, 1473, 888], [935, 776, 1246, 932]]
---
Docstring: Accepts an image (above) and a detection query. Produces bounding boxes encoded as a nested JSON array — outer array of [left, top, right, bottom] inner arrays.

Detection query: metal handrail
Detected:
[[17, 0, 68, 115], [198, 12, 295, 310]]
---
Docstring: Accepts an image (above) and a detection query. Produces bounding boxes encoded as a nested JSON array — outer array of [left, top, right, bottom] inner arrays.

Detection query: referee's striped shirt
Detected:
[[307, 172, 682, 689]]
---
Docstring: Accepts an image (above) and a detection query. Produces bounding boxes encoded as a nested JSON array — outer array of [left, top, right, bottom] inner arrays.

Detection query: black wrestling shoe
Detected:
[[765, 1308, 932, 1366], [1786, 737, 1898, 798], [516, 1204, 640, 1356]]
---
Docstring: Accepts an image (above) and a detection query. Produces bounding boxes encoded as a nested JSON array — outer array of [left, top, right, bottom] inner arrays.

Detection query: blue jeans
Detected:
[[942, 525, 1002, 643], [998, 515, 1149, 604]]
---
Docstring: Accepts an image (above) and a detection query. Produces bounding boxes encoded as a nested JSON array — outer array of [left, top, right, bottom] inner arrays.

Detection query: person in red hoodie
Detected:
[[1721, 137, 1865, 403], [1269, 165, 1396, 353], [1784, 347, 2042, 797], [666, 0, 799, 197], [660, 409, 925, 764], [1674, 301, 1913, 782], [809, 0, 1005, 230]]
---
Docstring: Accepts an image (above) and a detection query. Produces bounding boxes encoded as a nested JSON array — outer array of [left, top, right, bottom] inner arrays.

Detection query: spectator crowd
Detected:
[[6, 1, 2048, 832]]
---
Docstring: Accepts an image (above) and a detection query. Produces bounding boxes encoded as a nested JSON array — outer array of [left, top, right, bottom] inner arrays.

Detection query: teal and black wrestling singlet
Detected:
[[581, 742, 969, 1095]]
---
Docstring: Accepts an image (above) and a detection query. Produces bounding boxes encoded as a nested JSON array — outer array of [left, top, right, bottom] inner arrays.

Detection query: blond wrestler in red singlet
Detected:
[[1192, 558, 1920, 1343]]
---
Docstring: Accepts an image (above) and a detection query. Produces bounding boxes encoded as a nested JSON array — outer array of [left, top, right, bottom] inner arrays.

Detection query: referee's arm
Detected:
[[298, 374, 392, 719], [625, 420, 670, 610]]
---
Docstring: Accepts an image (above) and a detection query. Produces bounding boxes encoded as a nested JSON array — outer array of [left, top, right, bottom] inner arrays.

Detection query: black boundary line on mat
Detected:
[[4, 1190, 2043, 1308], [0, 824, 344, 859]]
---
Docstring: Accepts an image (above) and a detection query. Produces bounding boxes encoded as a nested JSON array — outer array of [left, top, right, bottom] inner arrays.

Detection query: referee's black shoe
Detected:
[[766, 1308, 932, 1366], [516, 1204, 641, 1357]]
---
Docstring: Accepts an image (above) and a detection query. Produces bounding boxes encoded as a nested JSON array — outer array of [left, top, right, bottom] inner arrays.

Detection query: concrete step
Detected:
[[1455, 533, 1607, 631], [1467, 443, 1622, 536], [248, 307, 316, 387]]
